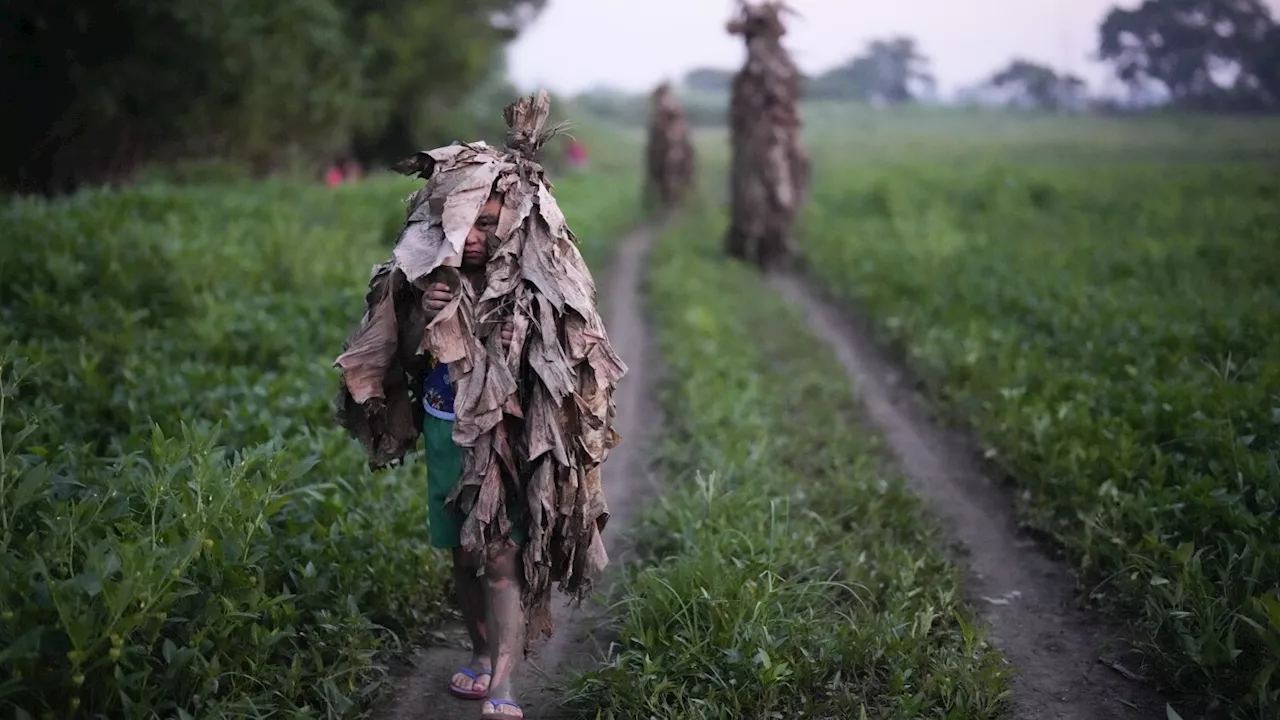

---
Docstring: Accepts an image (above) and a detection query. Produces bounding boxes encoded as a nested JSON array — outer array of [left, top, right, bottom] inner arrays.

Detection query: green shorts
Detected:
[[424, 413, 525, 549]]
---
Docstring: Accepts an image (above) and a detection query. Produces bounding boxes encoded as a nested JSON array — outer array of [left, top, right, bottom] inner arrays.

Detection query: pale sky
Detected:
[[508, 0, 1280, 97]]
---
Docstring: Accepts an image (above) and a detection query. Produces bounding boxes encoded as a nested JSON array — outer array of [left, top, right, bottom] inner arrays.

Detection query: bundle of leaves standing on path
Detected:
[[724, 0, 810, 269], [333, 91, 627, 645], [644, 81, 696, 212]]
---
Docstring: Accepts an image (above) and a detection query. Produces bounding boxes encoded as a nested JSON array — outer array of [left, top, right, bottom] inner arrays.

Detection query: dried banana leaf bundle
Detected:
[[644, 81, 696, 211], [725, 0, 811, 269], [333, 92, 626, 643]]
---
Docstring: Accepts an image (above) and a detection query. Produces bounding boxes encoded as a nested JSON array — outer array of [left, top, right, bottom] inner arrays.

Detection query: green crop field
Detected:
[[563, 205, 1009, 719], [0, 123, 640, 718], [798, 107, 1280, 716], [5, 95, 1279, 720]]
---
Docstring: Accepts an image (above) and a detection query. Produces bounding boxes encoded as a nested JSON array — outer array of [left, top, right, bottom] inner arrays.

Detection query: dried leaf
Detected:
[[335, 263, 399, 404]]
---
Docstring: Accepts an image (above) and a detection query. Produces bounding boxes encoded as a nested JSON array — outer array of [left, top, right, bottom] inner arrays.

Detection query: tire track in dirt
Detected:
[[771, 272, 1169, 720], [376, 227, 660, 720]]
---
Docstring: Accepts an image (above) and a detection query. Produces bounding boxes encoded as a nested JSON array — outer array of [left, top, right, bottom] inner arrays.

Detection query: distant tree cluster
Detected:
[[577, 0, 1280, 124], [964, 61, 1088, 112], [1, 0, 546, 194], [794, 0, 1280, 113], [807, 37, 936, 104]]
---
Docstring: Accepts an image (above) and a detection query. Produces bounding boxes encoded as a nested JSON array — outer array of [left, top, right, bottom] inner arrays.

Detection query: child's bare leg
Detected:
[[451, 548, 491, 694], [481, 542, 525, 716]]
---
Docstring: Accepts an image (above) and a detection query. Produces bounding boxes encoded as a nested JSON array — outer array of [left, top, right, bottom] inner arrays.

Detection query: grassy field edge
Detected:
[[797, 155, 1280, 717], [562, 203, 1010, 719]]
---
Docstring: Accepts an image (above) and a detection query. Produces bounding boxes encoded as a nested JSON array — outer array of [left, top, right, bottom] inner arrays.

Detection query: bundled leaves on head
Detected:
[[644, 81, 696, 212], [725, 0, 811, 269], [333, 91, 626, 644]]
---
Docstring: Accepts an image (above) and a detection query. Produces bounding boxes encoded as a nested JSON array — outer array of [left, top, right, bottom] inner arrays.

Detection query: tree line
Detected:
[[684, 0, 1280, 112], [1, 0, 546, 194], [6, 0, 1277, 194]]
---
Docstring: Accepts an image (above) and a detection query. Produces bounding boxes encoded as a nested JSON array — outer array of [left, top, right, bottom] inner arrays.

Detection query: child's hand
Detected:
[[424, 282, 451, 318]]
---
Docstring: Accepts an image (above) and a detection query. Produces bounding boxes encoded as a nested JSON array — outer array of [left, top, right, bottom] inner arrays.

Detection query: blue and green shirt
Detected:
[[422, 359, 456, 422]]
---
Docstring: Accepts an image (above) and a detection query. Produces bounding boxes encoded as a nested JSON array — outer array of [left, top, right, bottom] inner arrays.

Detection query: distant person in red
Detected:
[[324, 155, 363, 187], [325, 164, 344, 188], [565, 139, 588, 172]]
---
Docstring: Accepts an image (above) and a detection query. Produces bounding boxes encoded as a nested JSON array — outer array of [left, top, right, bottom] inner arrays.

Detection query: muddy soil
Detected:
[[771, 273, 1170, 720], [375, 227, 660, 720]]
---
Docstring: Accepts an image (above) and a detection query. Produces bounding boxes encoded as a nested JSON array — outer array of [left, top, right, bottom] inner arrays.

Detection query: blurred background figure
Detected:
[[644, 81, 696, 213], [325, 163, 345, 188], [723, 1, 809, 270], [324, 156, 365, 187], [565, 138, 589, 171]]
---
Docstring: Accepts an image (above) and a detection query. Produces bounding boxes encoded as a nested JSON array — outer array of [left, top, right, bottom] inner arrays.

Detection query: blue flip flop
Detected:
[[448, 667, 491, 700], [481, 699, 523, 719]]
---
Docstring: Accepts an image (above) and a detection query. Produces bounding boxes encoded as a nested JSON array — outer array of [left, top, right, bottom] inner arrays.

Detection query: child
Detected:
[[420, 190, 524, 718], [334, 92, 624, 720]]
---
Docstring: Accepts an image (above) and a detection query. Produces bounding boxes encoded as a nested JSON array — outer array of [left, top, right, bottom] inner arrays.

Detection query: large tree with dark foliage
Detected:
[[1098, 0, 1280, 110], [0, 0, 545, 194]]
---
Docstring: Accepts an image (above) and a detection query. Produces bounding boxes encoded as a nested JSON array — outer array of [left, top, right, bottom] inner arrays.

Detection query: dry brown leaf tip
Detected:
[[727, 0, 796, 37]]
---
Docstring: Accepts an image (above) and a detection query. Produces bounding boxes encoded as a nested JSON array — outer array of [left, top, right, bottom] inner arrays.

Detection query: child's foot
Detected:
[[448, 660, 492, 700], [480, 699, 523, 718]]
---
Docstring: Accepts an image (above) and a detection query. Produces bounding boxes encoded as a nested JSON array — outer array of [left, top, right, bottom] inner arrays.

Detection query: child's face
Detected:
[[463, 192, 502, 268]]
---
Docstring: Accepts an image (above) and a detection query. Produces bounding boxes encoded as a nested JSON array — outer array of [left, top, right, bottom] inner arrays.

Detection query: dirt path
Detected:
[[771, 273, 1168, 720], [376, 227, 660, 720]]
